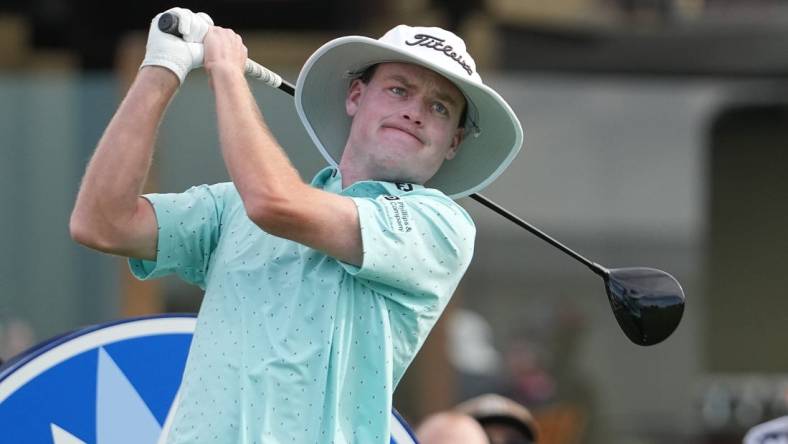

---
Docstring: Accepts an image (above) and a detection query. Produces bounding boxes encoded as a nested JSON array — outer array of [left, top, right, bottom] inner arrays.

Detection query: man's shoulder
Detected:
[[398, 185, 464, 208], [373, 185, 476, 234]]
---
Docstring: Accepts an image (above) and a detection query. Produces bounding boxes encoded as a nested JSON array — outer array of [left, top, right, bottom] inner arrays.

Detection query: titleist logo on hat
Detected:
[[404, 34, 473, 76]]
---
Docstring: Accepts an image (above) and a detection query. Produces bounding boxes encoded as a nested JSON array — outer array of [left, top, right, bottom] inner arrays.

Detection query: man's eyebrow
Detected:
[[434, 90, 462, 108], [385, 74, 416, 89], [385, 73, 463, 109]]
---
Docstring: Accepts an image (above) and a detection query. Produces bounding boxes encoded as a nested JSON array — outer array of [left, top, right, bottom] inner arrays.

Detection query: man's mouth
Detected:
[[382, 125, 423, 144]]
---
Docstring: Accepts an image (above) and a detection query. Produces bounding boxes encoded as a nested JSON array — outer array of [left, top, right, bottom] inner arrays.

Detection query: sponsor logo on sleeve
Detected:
[[379, 196, 413, 233]]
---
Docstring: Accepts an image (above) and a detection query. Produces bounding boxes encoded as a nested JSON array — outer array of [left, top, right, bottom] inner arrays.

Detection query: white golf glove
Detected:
[[140, 7, 214, 84]]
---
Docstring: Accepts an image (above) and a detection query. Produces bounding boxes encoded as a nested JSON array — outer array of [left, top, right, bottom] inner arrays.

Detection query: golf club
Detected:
[[158, 13, 686, 346]]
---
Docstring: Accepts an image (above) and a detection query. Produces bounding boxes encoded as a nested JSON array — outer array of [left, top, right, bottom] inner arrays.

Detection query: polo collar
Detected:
[[311, 167, 425, 197]]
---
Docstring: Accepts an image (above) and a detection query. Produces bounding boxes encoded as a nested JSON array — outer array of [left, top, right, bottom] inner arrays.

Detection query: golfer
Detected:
[[70, 7, 522, 443]]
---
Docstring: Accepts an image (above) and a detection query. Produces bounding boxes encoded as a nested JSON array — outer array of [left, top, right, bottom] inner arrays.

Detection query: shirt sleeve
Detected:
[[128, 183, 234, 288], [340, 192, 476, 311]]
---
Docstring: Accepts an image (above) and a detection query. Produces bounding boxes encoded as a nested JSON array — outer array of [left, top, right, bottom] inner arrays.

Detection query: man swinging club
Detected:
[[70, 7, 522, 443]]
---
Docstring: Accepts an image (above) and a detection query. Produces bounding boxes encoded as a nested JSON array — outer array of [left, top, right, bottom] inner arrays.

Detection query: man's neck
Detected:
[[337, 158, 366, 189], [337, 144, 424, 188]]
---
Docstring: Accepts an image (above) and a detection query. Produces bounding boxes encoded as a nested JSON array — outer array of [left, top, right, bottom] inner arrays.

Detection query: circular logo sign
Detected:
[[0, 315, 417, 444]]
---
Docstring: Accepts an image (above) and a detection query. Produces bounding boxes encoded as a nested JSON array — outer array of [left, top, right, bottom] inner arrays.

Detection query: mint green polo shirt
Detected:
[[129, 167, 475, 443]]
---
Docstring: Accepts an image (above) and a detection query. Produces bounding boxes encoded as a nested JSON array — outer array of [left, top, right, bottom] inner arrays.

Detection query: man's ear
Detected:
[[346, 79, 365, 117], [445, 127, 465, 160]]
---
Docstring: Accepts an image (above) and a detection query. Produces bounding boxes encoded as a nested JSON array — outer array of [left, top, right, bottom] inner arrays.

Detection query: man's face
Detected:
[[342, 62, 466, 185]]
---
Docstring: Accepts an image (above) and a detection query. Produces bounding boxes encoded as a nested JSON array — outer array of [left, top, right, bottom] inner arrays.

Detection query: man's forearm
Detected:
[[210, 65, 305, 213], [71, 67, 179, 234]]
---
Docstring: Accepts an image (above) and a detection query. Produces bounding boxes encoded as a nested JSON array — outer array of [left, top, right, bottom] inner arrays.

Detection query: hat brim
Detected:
[[295, 36, 524, 199]]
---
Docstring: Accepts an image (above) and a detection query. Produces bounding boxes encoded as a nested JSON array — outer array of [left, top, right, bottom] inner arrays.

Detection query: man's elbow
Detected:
[[245, 195, 296, 236], [69, 211, 97, 247], [69, 210, 112, 251]]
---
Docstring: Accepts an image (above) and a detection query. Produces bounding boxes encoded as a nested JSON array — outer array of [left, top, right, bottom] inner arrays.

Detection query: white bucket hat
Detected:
[[295, 25, 524, 199]]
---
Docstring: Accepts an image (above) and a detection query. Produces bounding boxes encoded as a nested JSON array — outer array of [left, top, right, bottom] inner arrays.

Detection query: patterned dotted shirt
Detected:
[[129, 167, 476, 443]]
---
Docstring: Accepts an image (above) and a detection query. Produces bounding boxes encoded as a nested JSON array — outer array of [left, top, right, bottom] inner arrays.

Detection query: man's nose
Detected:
[[401, 100, 425, 126]]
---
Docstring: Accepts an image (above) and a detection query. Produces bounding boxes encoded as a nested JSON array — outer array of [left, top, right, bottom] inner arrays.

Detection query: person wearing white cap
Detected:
[[744, 416, 788, 444], [70, 7, 522, 443], [417, 411, 491, 444]]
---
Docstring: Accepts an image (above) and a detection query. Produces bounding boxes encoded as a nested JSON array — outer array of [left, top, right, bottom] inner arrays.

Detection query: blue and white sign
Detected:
[[0, 314, 418, 444]]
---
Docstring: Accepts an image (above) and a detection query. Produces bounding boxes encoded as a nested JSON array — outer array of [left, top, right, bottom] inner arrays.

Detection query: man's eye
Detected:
[[433, 102, 449, 116], [390, 86, 406, 96]]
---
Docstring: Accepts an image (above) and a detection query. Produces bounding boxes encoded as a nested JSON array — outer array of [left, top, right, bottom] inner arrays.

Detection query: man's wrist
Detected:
[[137, 66, 181, 93], [206, 63, 246, 83]]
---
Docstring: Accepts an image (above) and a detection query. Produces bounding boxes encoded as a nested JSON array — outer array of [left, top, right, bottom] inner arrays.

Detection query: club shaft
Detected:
[[469, 193, 608, 277], [278, 81, 295, 96]]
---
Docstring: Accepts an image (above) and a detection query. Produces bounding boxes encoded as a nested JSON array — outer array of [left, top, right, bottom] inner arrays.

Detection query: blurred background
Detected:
[[1, 0, 787, 443]]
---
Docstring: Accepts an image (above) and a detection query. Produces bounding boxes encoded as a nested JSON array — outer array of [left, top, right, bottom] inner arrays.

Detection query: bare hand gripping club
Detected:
[[157, 14, 686, 346], [157, 12, 295, 96]]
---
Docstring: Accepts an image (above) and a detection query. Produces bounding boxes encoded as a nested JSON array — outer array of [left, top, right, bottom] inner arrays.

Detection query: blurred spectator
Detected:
[[456, 393, 540, 444], [417, 411, 491, 444], [503, 338, 557, 409], [443, 299, 598, 443], [447, 307, 503, 399], [743, 415, 788, 444], [498, 303, 600, 444]]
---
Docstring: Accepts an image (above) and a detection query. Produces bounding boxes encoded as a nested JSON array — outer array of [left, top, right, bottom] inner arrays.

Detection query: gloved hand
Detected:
[[140, 7, 214, 84]]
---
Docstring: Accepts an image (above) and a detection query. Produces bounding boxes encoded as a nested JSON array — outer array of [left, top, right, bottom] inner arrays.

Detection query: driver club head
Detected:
[[603, 267, 686, 346]]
